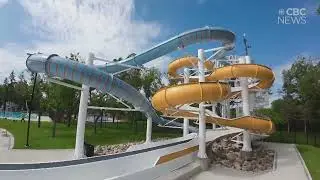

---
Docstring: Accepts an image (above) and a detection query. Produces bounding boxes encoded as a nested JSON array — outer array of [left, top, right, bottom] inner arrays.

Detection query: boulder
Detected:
[[226, 152, 237, 161], [234, 161, 241, 170], [209, 136, 275, 173]]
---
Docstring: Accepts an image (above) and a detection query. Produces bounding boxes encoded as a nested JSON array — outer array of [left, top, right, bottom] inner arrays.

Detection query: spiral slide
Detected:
[[152, 56, 275, 134]]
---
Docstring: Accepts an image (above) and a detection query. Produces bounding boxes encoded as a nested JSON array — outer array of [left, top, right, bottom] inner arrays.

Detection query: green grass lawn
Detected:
[[296, 145, 320, 180], [0, 119, 181, 149]]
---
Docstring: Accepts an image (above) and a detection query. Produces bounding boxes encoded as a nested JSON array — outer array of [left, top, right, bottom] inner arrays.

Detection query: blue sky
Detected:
[[0, 0, 319, 100], [134, 0, 319, 66], [135, 0, 320, 97]]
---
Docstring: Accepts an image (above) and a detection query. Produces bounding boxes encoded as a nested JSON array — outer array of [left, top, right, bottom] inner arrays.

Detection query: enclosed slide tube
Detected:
[[26, 54, 198, 132], [152, 56, 275, 134], [26, 27, 236, 132]]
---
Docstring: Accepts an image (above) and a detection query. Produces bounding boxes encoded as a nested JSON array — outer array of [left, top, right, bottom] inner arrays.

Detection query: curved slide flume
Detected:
[[26, 27, 236, 132], [96, 27, 235, 73], [26, 54, 198, 132], [151, 56, 275, 134], [167, 56, 275, 89]]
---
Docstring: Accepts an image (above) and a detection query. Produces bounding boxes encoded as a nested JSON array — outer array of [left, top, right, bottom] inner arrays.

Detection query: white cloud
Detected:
[[0, 0, 165, 81], [268, 60, 294, 104], [0, 0, 8, 8], [0, 44, 29, 81], [273, 62, 292, 88]]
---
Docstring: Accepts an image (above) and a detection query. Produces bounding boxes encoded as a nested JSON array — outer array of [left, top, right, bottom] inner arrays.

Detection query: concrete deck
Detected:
[[0, 127, 311, 180], [190, 143, 311, 180], [0, 128, 241, 164], [0, 149, 75, 163], [0, 128, 74, 163]]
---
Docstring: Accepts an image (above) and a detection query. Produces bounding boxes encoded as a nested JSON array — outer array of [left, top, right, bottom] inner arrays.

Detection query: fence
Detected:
[[0, 111, 39, 121], [266, 120, 320, 147]]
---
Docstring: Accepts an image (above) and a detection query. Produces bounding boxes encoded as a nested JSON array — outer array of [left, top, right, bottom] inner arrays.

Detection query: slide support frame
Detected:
[[74, 53, 94, 159], [197, 49, 209, 170]]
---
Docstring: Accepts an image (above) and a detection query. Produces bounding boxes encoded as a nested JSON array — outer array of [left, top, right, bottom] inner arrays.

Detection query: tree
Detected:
[[281, 56, 320, 133], [254, 99, 285, 125], [317, 4, 320, 15], [15, 72, 29, 110], [9, 70, 16, 85], [299, 61, 320, 131], [140, 68, 164, 98], [1, 78, 9, 114], [107, 55, 164, 128], [7, 71, 17, 104]]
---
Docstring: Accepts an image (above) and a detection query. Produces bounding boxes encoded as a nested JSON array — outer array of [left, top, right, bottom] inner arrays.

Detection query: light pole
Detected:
[[243, 33, 251, 56], [25, 73, 38, 147]]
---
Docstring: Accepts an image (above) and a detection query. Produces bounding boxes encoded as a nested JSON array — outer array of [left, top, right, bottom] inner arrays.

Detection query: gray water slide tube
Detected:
[[26, 27, 235, 132]]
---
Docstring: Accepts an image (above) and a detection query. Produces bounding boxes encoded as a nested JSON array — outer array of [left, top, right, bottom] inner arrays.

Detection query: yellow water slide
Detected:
[[152, 56, 275, 134]]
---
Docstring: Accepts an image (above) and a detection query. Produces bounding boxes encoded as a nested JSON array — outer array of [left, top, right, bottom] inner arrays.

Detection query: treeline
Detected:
[[256, 56, 320, 133], [0, 53, 164, 128]]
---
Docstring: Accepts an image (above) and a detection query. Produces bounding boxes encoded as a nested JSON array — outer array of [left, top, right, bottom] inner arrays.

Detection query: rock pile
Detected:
[[94, 138, 169, 156], [210, 136, 274, 172], [94, 141, 144, 155]]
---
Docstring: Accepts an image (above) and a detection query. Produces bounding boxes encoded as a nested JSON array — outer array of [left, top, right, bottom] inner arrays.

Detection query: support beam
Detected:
[[225, 99, 230, 118], [145, 114, 152, 143], [211, 103, 217, 130], [183, 68, 190, 137], [240, 56, 252, 152], [47, 78, 83, 91], [236, 105, 240, 118], [197, 49, 208, 170], [74, 53, 94, 159], [94, 56, 143, 70], [87, 106, 141, 112], [140, 87, 152, 144], [221, 101, 226, 118]]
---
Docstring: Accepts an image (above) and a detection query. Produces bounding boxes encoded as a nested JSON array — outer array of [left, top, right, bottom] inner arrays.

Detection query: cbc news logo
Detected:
[[277, 8, 307, 25]]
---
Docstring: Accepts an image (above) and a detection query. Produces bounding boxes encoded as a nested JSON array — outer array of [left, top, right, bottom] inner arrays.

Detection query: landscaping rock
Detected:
[[234, 161, 241, 170], [210, 136, 275, 172], [94, 138, 170, 156]]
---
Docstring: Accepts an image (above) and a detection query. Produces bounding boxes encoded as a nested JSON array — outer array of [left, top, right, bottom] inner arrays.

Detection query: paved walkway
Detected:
[[0, 149, 75, 163], [191, 143, 311, 180], [0, 128, 74, 163]]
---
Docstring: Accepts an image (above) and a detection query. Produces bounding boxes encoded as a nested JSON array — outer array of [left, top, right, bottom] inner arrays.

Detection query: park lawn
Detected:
[[297, 145, 320, 180], [0, 119, 180, 149]]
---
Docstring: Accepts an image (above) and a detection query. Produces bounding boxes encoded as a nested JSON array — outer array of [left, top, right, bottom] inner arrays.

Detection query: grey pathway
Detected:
[[0, 149, 75, 163], [191, 143, 311, 180], [0, 128, 74, 163]]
